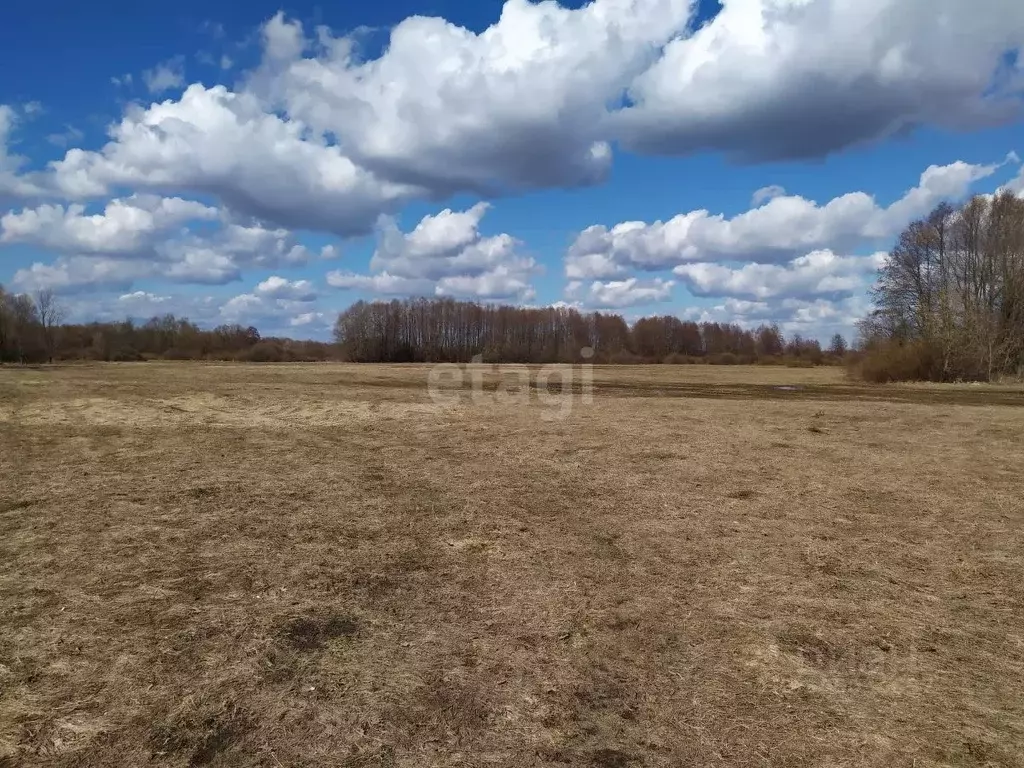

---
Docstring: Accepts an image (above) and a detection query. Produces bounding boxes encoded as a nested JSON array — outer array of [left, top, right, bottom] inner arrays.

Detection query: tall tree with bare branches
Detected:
[[860, 192, 1024, 381], [34, 289, 65, 363]]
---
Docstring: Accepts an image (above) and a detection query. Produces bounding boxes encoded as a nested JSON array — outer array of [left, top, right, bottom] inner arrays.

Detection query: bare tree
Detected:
[[8, 294, 41, 363], [862, 193, 1024, 381], [34, 288, 65, 363]]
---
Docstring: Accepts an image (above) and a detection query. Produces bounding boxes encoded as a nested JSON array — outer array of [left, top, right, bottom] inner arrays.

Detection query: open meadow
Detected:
[[1, 362, 1023, 767]]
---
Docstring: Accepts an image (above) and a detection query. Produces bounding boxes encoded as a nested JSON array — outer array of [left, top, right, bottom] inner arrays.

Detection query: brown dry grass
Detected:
[[1, 362, 1023, 767]]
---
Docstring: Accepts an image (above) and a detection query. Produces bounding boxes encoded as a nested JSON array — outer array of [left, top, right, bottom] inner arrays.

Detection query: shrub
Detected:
[[852, 340, 942, 383], [236, 341, 288, 363], [109, 347, 144, 362]]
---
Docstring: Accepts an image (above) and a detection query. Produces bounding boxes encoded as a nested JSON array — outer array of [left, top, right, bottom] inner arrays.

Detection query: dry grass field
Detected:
[[1, 362, 1023, 767]]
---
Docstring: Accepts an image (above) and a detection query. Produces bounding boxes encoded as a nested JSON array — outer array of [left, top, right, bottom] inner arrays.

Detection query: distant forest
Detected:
[[332, 298, 842, 365], [0, 287, 844, 365], [0, 289, 335, 363]]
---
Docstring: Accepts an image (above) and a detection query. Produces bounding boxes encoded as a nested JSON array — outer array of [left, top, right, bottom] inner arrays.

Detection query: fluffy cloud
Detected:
[[685, 295, 871, 339], [258, 0, 1024, 190], [253, 2, 692, 194], [255, 275, 317, 301], [435, 265, 536, 301], [143, 57, 186, 94], [565, 159, 1004, 277], [565, 250, 628, 281], [11, 252, 237, 293], [262, 12, 307, 61], [585, 277, 674, 308], [219, 289, 326, 329], [328, 203, 538, 301], [118, 290, 171, 305], [163, 221, 333, 271], [12, 257, 151, 293], [154, 223, 333, 284], [616, 0, 1024, 160], [11, 218, 336, 292], [219, 293, 269, 320], [290, 311, 326, 327], [47, 85, 419, 235], [327, 265, 537, 302], [1, 195, 218, 254], [7, 1, 1024, 211], [158, 249, 240, 284], [673, 250, 886, 300], [9, 0, 1023, 239], [370, 203, 524, 280], [326, 271, 433, 296]]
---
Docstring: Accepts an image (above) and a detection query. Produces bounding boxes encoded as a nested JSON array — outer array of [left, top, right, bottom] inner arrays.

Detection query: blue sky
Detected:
[[2, 0, 1023, 341]]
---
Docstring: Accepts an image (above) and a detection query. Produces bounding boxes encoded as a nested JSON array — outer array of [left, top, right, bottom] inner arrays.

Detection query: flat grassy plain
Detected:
[[1, 362, 1023, 767]]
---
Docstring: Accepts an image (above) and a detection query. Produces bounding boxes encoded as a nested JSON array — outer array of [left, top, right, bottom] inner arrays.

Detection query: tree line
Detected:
[[332, 298, 844, 364], [0, 287, 334, 363], [0, 285, 843, 366], [3, 291, 849, 368], [857, 190, 1024, 381]]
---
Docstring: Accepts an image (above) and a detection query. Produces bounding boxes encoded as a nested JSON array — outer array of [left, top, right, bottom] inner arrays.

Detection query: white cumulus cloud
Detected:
[[370, 203, 523, 280], [219, 286, 325, 327], [616, 0, 1024, 160], [325, 271, 434, 296], [565, 159, 1005, 277], [1, 195, 218, 254], [47, 85, 419, 236], [683, 294, 869, 339], [119, 290, 171, 304], [672, 250, 885, 300], [586, 277, 675, 308], [252, 2, 693, 193], [12, 257, 151, 293], [10, 215, 338, 292], [255, 275, 317, 301], [328, 203, 538, 301]]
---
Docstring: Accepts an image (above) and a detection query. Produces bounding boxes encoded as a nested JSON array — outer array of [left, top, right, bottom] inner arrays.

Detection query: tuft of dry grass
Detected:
[[1, 362, 1023, 767]]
